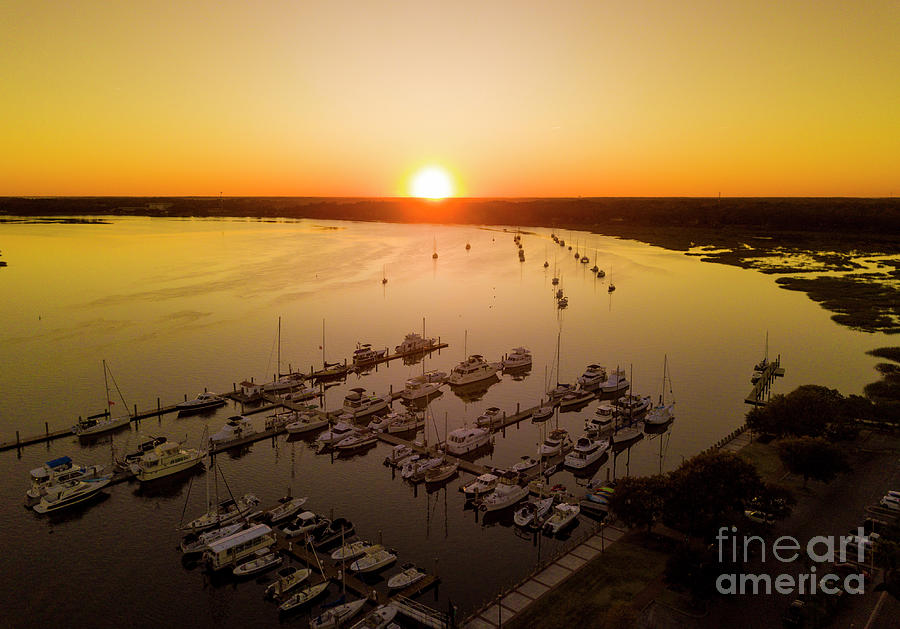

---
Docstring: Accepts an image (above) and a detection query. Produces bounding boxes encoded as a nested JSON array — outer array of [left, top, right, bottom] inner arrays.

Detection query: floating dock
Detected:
[[744, 356, 785, 406]]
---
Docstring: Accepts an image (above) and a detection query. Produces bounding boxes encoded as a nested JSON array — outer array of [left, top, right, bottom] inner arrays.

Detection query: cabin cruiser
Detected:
[[282, 511, 330, 538], [308, 517, 355, 549], [316, 421, 356, 447], [210, 416, 257, 444], [335, 429, 378, 451], [176, 392, 226, 415], [401, 456, 444, 482], [538, 429, 572, 458], [513, 497, 555, 528], [395, 332, 438, 355], [266, 565, 313, 600], [384, 444, 415, 467], [32, 476, 112, 514], [342, 388, 390, 418], [385, 410, 425, 434], [181, 493, 261, 531], [479, 478, 528, 512], [576, 364, 607, 390], [598, 367, 629, 394], [445, 426, 490, 455], [280, 385, 318, 403], [543, 503, 580, 534], [547, 383, 575, 402], [531, 404, 554, 422], [285, 412, 329, 435], [399, 371, 445, 401], [26, 456, 105, 505], [615, 394, 652, 419], [564, 437, 609, 469], [352, 342, 387, 366], [502, 347, 532, 370], [512, 455, 539, 473], [121, 435, 168, 464], [130, 441, 206, 482], [475, 406, 503, 428], [262, 496, 309, 524], [448, 355, 502, 386], [460, 473, 499, 498], [558, 389, 594, 409]]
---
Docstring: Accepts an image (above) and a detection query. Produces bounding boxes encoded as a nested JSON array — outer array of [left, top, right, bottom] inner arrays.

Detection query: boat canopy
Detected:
[[207, 524, 272, 554]]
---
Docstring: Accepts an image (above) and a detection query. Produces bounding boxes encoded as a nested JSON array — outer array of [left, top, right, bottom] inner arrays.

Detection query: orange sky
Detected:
[[1, 1, 897, 197]]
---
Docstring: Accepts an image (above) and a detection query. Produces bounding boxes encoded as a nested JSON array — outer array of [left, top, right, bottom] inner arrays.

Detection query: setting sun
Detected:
[[410, 166, 454, 199]]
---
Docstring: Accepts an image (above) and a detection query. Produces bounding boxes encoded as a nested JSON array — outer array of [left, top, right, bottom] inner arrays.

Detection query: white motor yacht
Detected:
[[176, 392, 227, 414], [26, 456, 105, 505], [475, 406, 503, 428], [285, 413, 329, 435], [395, 332, 438, 355], [280, 385, 317, 402], [399, 374, 445, 401], [531, 405, 554, 423], [342, 388, 390, 418], [448, 355, 502, 386], [281, 511, 330, 538], [445, 426, 490, 455], [401, 457, 443, 481], [615, 394, 652, 419], [576, 364, 607, 390], [479, 479, 528, 512], [512, 455, 539, 473], [32, 476, 111, 513], [335, 429, 378, 451], [513, 497, 555, 528], [384, 444, 415, 467], [558, 389, 594, 409], [386, 410, 425, 434], [502, 347, 533, 370], [352, 343, 387, 366], [547, 383, 575, 402], [564, 437, 609, 469], [538, 429, 572, 458], [210, 416, 257, 444], [130, 441, 206, 482], [460, 473, 499, 498], [366, 414, 392, 432], [598, 367, 629, 394], [543, 503, 580, 534]]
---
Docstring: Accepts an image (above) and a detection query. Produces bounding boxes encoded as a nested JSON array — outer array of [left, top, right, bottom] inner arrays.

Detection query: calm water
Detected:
[[0, 216, 888, 628]]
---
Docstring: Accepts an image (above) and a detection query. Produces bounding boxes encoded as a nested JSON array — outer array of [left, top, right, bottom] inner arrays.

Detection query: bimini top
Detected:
[[207, 523, 272, 554]]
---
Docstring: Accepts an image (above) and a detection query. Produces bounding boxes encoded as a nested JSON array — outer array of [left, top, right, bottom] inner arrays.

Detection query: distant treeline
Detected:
[[2, 196, 899, 238]]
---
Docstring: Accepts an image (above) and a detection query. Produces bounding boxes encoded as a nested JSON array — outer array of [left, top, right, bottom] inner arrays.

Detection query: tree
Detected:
[[663, 451, 763, 540], [664, 541, 722, 604], [775, 436, 849, 487], [746, 385, 846, 438], [609, 475, 670, 533], [750, 482, 796, 521]]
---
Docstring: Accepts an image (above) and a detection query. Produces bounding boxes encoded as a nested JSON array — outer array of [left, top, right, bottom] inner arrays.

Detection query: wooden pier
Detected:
[[744, 355, 785, 406]]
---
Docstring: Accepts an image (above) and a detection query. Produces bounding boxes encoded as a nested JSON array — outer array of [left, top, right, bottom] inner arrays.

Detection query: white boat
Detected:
[[74, 360, 133, 437], [262, 373, 306, 394], [310, 598, 368, 629], [336, 429, 378, 451], [342, 388, 390, 418], [479, 479, 528, 512], [210, 416, 257, 444], [176, 392, 227, 414], [130, 441, 206, 482], [233, 550, 282, 577], [445, 426, 490, 455], [502, 347, 533, 370], [585, 403, 615, 435], [384, 444, 415, 467], [316, 421, 356, 446], [348, 605, 398, 629], [181, 492, 261, 532], [513, 497, 555, 528], [331, 540, 373, 561], [26, 456, 105, 505], [387, 563, 427, 590], [564, 437, 609, 469], [460, 473, 499, 498], [531, 405, 554, 423], [598, 367, 629, 394], [395, 332, 438, 355], [558, 389, 594, 409], [448, 355, 502, 386], [285, 413, 329, 434], [32, 476, 111, 514], [401, 456, 443, 481], [353, 342, 387, 366], [512, 455, 539, 473], [543, 503, 580, 534], [576, 364, 607, 389], [263, 496, 309, 524], [203, 523, 275, 571], [424, 460, 458, 484], [350, 545, 397, 573], [265, 565, 312, 600], [180, 522, 246, 555], [399, 375, 444, 401], [645, 355, 676, 426], [475, 406, 503, 428], [282, 511, 330, 538], [538, 429, 571, 458], [385, 410, 425, 434], [278, 581, 329, 611], [547, 382, 575, 402], [280, 385, 318, 402]]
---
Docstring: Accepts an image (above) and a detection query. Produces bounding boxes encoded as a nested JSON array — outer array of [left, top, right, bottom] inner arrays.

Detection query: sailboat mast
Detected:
[[277, 316, 282, 377], [322, 319, 326, 366], [102, 359, 111, 417]]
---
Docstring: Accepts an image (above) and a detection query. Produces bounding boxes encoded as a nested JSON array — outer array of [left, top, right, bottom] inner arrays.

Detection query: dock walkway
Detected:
[[744, 355, 785, 406]]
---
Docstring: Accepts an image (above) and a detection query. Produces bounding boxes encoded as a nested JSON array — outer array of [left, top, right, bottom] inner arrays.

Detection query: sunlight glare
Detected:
[[410, 166, 454, 199]]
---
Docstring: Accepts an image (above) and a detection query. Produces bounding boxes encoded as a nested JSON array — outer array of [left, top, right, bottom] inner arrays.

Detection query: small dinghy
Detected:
[[265, 565, 312, 600], [233, 550, 282, 577], [387, 563, 427, 590]]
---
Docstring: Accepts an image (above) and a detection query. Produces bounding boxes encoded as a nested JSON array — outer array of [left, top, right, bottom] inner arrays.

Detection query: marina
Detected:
[[0, 217, 872, 629]]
